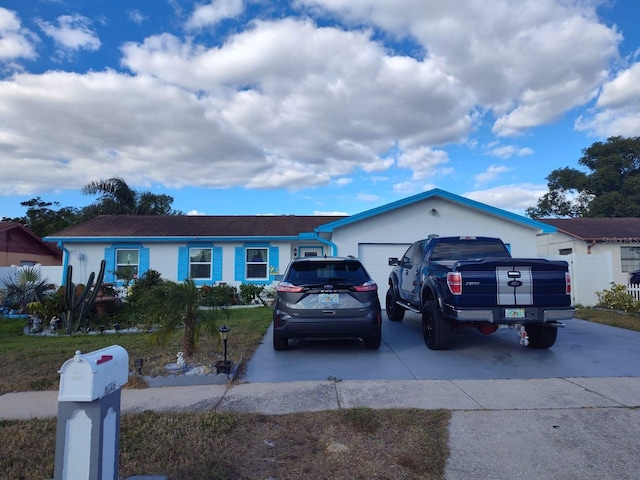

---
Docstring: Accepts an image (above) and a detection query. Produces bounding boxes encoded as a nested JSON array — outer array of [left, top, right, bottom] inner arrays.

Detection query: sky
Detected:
[[1, 0, 639, 220]]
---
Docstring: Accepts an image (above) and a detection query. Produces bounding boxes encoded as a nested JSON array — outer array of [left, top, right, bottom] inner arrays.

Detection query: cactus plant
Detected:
[[61, 259, 106, 333]]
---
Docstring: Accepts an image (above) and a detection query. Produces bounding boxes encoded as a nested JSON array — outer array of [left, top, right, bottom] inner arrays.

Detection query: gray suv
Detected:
[[272, 256, 382, 350]]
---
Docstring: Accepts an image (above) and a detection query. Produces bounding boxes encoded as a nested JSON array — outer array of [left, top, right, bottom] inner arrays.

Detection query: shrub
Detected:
[[596, 283, 640, 313], [239, 283, 265, 304], [199, 284, 238, 307]]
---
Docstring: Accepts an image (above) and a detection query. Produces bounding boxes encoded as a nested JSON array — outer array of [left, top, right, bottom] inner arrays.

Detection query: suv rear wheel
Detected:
[[273, 332, 289, 351]]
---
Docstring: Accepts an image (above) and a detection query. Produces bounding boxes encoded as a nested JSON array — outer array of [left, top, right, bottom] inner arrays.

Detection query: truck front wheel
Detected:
[[422, 301, 451, 350], [385, 287, 405, 322], [526, 325, 557, 348]]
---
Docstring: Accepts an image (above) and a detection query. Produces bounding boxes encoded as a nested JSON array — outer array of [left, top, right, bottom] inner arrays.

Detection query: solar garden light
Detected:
[[134, 358, 144, 375], [216, 325, 232, 374], [219, 325, 230, 362]]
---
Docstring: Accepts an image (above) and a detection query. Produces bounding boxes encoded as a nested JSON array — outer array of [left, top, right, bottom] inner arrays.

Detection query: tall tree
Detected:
[[81, 176, 183, 218], [1, 197, 79, 237], [527, 136, 640, 218]]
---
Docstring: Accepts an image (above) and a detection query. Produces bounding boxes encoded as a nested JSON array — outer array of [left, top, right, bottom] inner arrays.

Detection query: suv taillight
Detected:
[[565, 272, 571, 295], [447, 272, 462, 295], [277, 282, 304, 293], [353, 280, 378, 292]]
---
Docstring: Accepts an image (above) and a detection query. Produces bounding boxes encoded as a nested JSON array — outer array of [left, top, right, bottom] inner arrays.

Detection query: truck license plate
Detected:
[[505, 308, 525, 318], [319, 293, 339, 304]]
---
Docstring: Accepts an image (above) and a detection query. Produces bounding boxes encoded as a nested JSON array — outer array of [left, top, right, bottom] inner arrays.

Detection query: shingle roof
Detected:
[[540, 218, 640, 241], [0, 221, 63, 256], [46, 215, 348, 238]]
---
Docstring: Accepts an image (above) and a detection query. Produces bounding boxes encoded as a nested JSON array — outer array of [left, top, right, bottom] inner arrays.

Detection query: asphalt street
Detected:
[[244, 314, 640, 382]]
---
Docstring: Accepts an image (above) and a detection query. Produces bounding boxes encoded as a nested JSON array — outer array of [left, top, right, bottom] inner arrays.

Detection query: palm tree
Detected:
[[81, 177, 183, 218], [82, 176, 138, 216], [1, 266, 52, 313], [138, 278, 218, 357]]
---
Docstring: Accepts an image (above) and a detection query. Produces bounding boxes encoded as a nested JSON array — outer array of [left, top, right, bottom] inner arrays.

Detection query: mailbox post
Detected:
[[54, 345, 129, 480]]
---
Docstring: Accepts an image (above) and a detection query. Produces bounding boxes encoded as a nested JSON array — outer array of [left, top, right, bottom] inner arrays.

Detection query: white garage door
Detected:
[[358, 243, 411, 305]]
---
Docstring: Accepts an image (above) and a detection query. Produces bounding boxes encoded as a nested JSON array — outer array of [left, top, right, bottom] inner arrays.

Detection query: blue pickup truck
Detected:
[[386, 236, 575, 350]]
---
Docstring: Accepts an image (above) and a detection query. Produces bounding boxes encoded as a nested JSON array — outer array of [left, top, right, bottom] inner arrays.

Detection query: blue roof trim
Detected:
[[316, 188, 556, 234]]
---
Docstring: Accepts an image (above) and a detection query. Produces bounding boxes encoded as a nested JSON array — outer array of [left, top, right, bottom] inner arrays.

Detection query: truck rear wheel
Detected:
[[385, 287, 405, 322], [422, 301, 451, 350], [526, 325, 557, 349]]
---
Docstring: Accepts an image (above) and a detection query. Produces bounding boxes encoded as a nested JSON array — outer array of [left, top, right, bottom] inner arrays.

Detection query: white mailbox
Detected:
[[58, 345, 129, 402]]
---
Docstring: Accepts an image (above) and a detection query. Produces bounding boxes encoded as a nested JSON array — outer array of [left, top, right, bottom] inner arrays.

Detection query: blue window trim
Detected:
[[104, 243, 150, 285], [178, 243, 222, 285], [235, 243, 279, 284]]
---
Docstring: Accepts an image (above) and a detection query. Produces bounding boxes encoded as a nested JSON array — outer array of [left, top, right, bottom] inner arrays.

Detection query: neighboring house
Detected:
[[537, 217, 640, 286], [0, 222, 62, 267], [44, 189, 556, 302]]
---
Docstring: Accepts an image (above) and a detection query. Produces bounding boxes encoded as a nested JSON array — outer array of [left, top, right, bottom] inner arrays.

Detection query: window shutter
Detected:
[[139, 247, 150, 277], [213, 246, 223, 281], [234, 247, 245, 281], [104, 247, 115, 283], [269, 246, 279, 280], [177, 246, 188, 281]]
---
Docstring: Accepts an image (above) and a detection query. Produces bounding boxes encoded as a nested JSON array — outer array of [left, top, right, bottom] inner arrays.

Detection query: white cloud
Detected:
[[357, 192, 379, 202], [0, 7, 37, 61], [488, 145, 534, 159], [575, 62, 640, 137], [186, 0, 245, 30], [474, 165, 510, 186], [465, 184, 547, 213], [37, 14, 100, 53], [313, 210, 348, 216], [0, 1, 629, 202], [128, 10, 147, 25], [299, 0, 620, 136]]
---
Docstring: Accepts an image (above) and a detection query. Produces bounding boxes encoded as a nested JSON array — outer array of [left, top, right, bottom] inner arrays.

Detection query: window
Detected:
[[116, 249, 139, 279], [189, 248, 212, 279], [246, 248, 268, 280], [621, 246, 640, 272], [559, 248, 573, 255]]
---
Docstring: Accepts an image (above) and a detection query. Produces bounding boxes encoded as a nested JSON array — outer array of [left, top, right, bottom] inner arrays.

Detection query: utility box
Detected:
[[54, 345, 129, 480], [58, 345, 129, 402]]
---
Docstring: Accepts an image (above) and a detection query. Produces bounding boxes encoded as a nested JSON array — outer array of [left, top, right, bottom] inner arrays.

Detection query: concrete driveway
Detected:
[[243, 314, 640, 382]]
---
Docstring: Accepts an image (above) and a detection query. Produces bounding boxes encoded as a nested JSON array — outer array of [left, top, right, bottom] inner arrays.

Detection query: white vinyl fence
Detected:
[[0, 264, 64, 289], [543, 252, 613, 307]]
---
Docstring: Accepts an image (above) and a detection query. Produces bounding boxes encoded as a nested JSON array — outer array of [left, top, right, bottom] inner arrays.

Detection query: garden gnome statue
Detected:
[[176, 351, 186, 368]]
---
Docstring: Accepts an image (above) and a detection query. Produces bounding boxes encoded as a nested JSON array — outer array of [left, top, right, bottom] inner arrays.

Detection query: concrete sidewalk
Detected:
[[2, 377, 640, 479]]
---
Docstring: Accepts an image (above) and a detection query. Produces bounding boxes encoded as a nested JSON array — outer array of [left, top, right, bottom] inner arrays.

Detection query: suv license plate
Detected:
[[319, 293, 339, 304], [505, 308, 525, 318]]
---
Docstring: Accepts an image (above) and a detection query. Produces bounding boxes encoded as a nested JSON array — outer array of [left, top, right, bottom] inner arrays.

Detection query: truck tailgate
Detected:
[[452, 258, 571, 308]]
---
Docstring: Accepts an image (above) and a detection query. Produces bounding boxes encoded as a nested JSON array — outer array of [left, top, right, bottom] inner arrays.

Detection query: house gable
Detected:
[[316, 189, 556, 234], [0, 222, 62, 266]]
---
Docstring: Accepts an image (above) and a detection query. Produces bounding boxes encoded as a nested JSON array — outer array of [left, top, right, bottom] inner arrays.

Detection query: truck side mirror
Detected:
[[388, 257, 399, 266]]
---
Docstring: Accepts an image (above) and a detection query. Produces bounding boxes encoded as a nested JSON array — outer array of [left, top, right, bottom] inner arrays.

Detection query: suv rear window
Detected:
[[286, 260, 369, 286]]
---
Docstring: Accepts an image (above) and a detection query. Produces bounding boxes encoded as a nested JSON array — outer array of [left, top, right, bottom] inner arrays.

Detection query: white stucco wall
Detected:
[[331, 198, 541, 258]]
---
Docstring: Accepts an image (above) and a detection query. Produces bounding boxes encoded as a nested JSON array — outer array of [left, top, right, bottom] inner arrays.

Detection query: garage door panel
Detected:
[[358, 243, 410, 305]]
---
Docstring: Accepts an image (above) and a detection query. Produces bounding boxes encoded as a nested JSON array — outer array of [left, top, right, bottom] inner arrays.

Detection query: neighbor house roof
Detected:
[[539, 218, 640, 241], [45, 215, 348, 241], [0, 222, 63, 258]]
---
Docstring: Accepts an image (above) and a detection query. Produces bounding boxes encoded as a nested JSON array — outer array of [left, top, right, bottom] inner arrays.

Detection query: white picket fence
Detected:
[[626, 284, 640, 302]]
